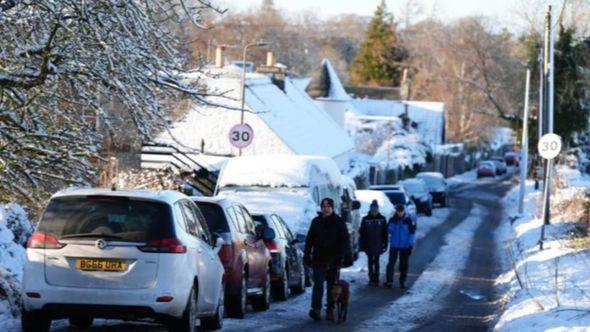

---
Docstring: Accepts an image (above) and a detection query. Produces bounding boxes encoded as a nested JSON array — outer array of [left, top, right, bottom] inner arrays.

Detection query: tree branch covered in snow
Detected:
[[0, 0, 223, 206]]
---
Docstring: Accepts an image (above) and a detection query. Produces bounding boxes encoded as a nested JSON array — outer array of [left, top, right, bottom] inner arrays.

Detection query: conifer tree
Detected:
[[348, 0, 407, 86]]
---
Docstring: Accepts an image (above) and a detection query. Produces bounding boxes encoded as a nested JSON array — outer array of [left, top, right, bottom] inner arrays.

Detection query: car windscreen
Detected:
[[385, 192, 407, 205], [402, 182, 425, 194], [195, 202, 230, 234], [418, 176, 444, 189], [37, 196, 174, 242]]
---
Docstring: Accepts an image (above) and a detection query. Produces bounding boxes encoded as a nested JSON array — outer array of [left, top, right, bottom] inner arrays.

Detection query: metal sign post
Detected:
[[518, 69, 531, 215], [538, 133, 562, 250]]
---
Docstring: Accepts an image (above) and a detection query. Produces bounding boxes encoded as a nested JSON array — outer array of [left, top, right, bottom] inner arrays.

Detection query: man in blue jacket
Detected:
[[385, 204, 416, 289]]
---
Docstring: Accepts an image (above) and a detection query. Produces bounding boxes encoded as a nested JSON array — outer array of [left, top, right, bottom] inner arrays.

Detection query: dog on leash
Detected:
[[329, 278, 350, 324]]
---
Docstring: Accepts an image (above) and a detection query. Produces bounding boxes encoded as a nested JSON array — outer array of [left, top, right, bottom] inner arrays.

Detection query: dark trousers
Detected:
[[311, 264, 338, 311], [386, 248, 411, 284], [367, 254, 380, 282]]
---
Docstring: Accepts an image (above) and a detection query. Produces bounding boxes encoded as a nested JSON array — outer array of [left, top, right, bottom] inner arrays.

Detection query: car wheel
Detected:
[[442, 197, 447, 207], [169, 286, 197, 332], [252, 267, 271, 311], [69, 315, 93, 329], [21, 310, 51, 332], [272, 266, 288, 301], [290, 264, 306, 294], [426, 206, 432, 216], [201, 279, 224, 330], [226, 272, 247, 318]]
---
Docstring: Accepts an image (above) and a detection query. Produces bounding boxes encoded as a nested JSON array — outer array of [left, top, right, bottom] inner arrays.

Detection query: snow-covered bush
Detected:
[[0, 203, 31, 319]]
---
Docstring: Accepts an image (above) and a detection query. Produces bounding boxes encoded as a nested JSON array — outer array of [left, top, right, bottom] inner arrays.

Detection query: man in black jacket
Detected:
[[304, 197, 350, 322], [359, 200, 388, 286]]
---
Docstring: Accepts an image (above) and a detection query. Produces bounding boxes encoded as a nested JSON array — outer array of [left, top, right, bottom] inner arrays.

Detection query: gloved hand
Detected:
[[408, 247, 413, 255], [381, 245, 388, 254]]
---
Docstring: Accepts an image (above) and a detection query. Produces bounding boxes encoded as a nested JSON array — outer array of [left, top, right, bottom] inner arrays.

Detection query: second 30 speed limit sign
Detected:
[[229, 123, 254, 149], [538, 133, 562, 160]]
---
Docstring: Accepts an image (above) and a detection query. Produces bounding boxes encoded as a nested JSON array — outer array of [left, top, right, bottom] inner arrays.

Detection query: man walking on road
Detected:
[[304, 197, 350, 322], [359, 200, 388, 286], [385, 204, 416, 289]]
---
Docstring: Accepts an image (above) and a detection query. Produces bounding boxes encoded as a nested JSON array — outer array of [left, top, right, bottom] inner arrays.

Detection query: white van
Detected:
[[215, 155, 360, 265]]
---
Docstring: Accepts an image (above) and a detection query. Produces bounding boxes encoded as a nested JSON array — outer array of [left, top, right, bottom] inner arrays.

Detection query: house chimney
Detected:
[[215, 46, 225, 68], [266, 52, 274, 67]]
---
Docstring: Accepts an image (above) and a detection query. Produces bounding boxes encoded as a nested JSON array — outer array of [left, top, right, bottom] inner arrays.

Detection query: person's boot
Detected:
[[383, 281, 393, 288], [309, 309, 321, 321], [326, 308, 335, 322], [400, 279, 407, 289]]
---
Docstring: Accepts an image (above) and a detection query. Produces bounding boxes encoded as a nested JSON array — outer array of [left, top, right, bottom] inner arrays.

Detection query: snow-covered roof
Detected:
[[217, 154, 343, 189], [156, 67, 353, 160], [351, 99, 445, 146]]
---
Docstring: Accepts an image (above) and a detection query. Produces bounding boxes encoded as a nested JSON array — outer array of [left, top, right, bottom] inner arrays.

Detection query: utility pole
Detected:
[[519, 69, 531, 214]]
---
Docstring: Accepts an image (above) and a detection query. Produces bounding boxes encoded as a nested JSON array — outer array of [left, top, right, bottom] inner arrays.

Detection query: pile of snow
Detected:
[[495, 168, 590, 331], [371, 130, 428, 170], [0, 204, 33, 322]]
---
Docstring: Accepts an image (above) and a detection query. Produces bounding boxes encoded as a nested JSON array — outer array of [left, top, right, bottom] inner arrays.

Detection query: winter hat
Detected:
[[370, 200, 379, 211], [395, 204, 405, 212]]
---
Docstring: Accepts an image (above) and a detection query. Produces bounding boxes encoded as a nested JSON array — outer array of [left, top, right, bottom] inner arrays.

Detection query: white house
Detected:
[[156, 66, 354, 170]]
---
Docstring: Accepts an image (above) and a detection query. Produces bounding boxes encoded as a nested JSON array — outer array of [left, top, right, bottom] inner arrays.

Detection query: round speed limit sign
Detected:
[[229, 123, 254, 149], [538, 133, 562, 160]]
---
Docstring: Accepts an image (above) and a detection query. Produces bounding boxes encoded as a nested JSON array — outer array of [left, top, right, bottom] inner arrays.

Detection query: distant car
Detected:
[[192, 196, 273, 318], [490, 157, 507, 175], [398, 178, 433, 216], [381, 189, 417, 222], [22, 189, 226, 332], [355, 190, 395, 220], [251, 213, 306, 301], [416, 172, 448, 207], [477, 161, 497, 178], [370, 184, 407, 194], [504, 152, 520, 166]]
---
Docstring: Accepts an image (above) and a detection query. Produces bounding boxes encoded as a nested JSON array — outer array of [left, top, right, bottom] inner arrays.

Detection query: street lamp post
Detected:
[[239, 41, 268, 156]]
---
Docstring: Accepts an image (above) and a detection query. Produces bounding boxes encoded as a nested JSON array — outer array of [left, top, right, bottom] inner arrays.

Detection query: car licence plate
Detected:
[[76, 258, 126, 272]]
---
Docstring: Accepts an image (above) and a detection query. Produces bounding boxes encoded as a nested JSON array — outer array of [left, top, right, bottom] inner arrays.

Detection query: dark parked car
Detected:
[[416, 172, 448, 207], [477, 161, 496, 178], [399, 178, 433, 216], [192, 197, 273, 318], [490, 157, 507, 175], [252, 213, 306, 301], [504, 152, 520, 166]]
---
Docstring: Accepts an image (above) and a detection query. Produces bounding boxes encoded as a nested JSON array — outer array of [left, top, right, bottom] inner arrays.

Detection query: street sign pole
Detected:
[[537, 133, 561, 250], [518, 69, 531, 215]]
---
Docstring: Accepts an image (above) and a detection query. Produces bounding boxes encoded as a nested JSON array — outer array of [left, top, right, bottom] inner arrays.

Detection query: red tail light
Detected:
[[138, 238, 186, 254], [218, 244, 233, 263], [264, 241, 279, 252], [27, 232, 65, 250]]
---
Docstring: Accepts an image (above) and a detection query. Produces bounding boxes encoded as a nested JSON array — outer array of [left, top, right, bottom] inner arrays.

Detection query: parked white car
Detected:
[[355, 190, 395, 220], [22, 189, 225, 332]]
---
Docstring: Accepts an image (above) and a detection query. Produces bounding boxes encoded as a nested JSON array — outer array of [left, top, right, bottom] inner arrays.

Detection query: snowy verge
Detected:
[[361, 204, 486, 330], [494, 169, 590, 331]]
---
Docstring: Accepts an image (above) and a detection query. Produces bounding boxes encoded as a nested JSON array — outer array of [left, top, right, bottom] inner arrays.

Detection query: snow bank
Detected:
[[361, 205, 484, 330], [495, 167, 590, 331], [0, 204, 33, 324]]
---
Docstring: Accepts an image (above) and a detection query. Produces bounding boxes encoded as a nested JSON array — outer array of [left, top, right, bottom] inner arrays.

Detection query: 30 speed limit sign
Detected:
[[229, 123, 254, 149], [537, 133, 562, 160]]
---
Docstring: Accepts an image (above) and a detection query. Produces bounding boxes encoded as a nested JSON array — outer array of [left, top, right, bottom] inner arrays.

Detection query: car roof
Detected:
[[51, 188, 187, 205], [190, 195, 240, 208], [370, 184, 403, 190], [416, 172, 444, 179], [399, 178, 425, 185]]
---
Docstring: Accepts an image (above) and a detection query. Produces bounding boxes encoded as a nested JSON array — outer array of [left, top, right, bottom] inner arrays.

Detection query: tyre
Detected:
[[441, 196, 447, 207], [426, 206, 432, 216], [251, 268, 271, 311], [69, 315, 93, 329], [290, 264, 305, 294], [201, 279, 224, 331], [271, 267, 288, 301], [168, 286, 197, 332], [226, 272, 247, 318], [21, 310, 51, 332]]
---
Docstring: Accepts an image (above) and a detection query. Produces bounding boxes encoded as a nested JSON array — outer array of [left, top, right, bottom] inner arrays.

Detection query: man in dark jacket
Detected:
[[385, 204, 416, 289], [359, 200, 388, 286], [304, 197, 350, 321]]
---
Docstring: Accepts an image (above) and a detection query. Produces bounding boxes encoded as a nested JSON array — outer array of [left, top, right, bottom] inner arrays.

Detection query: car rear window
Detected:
[[419, 176, 444, 188], [37, 196, 174, 242], [252, 215, 269, 228], [195, 202, 230, 234], [385, 192, 406, 205]]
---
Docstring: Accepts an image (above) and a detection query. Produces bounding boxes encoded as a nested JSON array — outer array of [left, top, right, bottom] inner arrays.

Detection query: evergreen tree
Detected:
[[348, 0, 407, 86], [553, 26, 589, 145]]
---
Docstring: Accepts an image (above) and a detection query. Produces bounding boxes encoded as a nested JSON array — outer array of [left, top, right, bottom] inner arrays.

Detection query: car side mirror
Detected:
[[261, 227, 276, 242], [352, 200, 361, 210], [295, 233, 306, 244]]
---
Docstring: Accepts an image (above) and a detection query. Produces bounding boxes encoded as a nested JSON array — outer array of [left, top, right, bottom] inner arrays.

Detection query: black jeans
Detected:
[[311, 264, 338, 311], [367, 254, 380, 282], [386, 248, 411, 284]]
